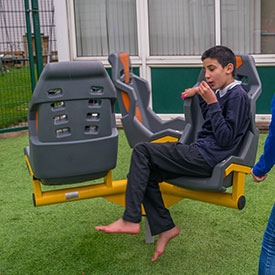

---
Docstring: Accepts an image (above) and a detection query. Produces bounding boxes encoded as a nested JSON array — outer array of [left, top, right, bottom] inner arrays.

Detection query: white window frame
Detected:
[[54, 0, 274, 121], [57, 0, 275, 65]]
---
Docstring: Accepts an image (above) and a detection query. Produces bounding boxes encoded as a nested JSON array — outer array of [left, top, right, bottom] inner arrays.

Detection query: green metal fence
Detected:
[[0, 0, 57, 133]]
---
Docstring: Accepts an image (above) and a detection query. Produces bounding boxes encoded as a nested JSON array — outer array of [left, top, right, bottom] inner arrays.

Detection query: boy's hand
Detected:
[[251, 169, 268, 182], [197, 81, 217, 105], [181, 87, 199, 100], [181, 81, 217, 105]]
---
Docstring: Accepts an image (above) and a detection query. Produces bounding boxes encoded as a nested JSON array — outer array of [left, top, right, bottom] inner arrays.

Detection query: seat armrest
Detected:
[[149, 128, 183, 141], [162, 117, 186, 129]]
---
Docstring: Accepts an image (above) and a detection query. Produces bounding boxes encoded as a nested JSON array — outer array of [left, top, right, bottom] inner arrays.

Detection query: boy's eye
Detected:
[[203, 66, 215, 73], [208, 65, 216, 71]]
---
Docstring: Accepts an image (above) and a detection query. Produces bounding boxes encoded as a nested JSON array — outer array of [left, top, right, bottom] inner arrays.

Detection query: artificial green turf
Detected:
[[0, 67, 32, 129], [0, 131, 274, 274]]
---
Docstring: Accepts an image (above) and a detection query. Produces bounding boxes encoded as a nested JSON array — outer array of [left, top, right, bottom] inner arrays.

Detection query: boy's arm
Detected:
[[182, 82, 250, 148], [208, 91, 250, 148], [181, 81, 217, 104], [181, 82, 216, 119], [251, 170, 268, 182], [197, 81, 217, 119], [181, 86, 198, 99], [252, 95, 275, 178], [197, 81, 217, 104], [195, 82, 248, 148]]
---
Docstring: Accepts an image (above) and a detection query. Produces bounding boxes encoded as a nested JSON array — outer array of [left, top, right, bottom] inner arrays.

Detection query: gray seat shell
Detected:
[[108, 52, 187, 148], [25, 61, 118, 185]]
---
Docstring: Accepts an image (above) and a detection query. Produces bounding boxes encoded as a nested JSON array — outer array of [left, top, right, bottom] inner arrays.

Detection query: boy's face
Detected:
[[202, 58, 234, 90]]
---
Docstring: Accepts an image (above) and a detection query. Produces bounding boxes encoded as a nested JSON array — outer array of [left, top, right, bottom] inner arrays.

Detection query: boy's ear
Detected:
[[225, 63, 234, 74]]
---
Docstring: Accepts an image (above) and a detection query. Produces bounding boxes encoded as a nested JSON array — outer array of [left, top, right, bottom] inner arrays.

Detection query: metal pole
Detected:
[[24, 0, 36, 92], [31, 0, 43, 78]]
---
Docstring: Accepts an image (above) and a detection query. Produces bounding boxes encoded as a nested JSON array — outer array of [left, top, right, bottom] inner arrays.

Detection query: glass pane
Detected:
[[261, 0, 275, 54], [221, 0, 261, 54], [148, 0, 215, 56], [74, 0, 138, 56]]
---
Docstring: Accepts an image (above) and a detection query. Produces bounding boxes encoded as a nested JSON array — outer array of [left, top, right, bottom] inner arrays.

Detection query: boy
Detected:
[[96, 46, 251, 262]]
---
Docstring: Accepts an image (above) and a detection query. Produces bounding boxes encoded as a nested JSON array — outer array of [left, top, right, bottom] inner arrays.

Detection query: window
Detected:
[[261, 0, 275, 54], [73, 0, 138, 56], [221, 0, 261, 54], [71, 0, 275, 58], [148, 0, 275, 56], [148, 0, 215, 56]]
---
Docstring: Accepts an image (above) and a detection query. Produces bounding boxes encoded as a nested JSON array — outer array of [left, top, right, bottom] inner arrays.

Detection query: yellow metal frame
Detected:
[[25, 153, 251, 210], [151, 136, 179, 143], [25, 154, 127, 207], [160, 164, 251, 210]]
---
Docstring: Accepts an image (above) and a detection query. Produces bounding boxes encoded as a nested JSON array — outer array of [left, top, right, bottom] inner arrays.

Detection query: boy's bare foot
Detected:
[[151, 226, 180, 262], [95, 218, 140, 234]]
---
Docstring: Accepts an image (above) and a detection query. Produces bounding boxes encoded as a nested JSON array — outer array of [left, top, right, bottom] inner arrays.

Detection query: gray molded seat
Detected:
[[108, 52, 187, 148], [25, 61, 118, 185], [169, 55, 262, 194]]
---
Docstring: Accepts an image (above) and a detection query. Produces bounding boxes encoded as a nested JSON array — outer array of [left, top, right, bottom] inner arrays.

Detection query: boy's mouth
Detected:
[[208, 81, 214, 87]]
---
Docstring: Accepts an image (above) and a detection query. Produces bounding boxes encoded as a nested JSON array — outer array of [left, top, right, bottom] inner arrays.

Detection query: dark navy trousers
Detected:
[[122, 142, 212, 236]]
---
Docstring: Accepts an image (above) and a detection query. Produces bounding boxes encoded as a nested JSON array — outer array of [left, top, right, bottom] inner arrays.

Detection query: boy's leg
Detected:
[[122, 142, 154, 223], [142, 179, 180, 262], [136, 142, 212, 261], [142, 179, 175, 235], [96, 142, 158, 233], [123, 142, 212, 226], [96, 142, 211, 236], [96, 141, 212, 261], [96, 142, 175, 233], [134, 142, 212, 234], [95, 218, 140, 234], [96, 142, 171, 234], [258, 203, 275, 274]]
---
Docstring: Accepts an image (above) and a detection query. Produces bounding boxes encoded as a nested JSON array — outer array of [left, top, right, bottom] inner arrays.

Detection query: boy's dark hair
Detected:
[[201, 45, 236, 76]]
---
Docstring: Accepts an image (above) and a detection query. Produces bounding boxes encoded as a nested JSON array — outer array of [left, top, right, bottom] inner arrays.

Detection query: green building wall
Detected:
[[109, 66, 275, 114], [151, 66, 275, 114]]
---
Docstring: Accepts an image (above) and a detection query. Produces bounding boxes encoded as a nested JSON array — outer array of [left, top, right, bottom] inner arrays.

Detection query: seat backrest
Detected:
[[28, 61, 118, 185], [229, 55, 261, 167], [109, 52, 175, 130], [108, 52, 150, 126], [109, 52, 187, 148]]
